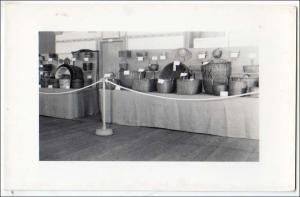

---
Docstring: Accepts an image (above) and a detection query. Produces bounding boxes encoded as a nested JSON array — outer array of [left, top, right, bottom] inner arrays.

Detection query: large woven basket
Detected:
[[157, 79, 175, 93], [201, 61, 231, 94]]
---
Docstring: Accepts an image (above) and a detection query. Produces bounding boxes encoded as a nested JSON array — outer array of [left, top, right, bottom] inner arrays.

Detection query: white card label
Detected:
[[39, 84, 41, 88], [137, 57, 144, 61], [39, 64, 43, 68], [104, 73, 111, 78], [48, 85, 53, 89], [115, 85, 121, 90], [138, 68, 145, 72], [72, 58, 76, 61], [84, 57, 89, 61], [151, 56, 158, 61], [66, 85, 70, 89], [48, 58, 52, 62], [39, 71, 43, 75], [220, 91, 228, 97], [230, 52, 239, 58], [160, 55, 166, 60], [180, 73, 188, 77], [158, 79, 164, 84], [124, 70, 130, 75], [198, 53, 206, 59], [87, 75, 92, 79], [173, 61, 180, 66], [202, 61, 209, 65]]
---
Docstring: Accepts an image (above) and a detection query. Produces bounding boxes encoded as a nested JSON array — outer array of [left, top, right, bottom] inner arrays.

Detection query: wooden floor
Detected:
[[39, 115, 259, 161]]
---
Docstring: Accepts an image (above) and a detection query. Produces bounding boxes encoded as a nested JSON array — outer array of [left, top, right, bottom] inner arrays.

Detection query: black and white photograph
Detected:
[[39, 31, 260, 161], [2, 1, 298, 196]]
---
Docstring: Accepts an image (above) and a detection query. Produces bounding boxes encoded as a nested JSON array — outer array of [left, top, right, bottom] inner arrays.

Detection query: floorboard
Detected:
[[39, 115, 259, 161]]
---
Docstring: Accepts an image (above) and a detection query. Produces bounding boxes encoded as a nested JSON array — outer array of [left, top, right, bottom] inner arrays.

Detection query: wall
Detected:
[[39, 32, 56, 54]]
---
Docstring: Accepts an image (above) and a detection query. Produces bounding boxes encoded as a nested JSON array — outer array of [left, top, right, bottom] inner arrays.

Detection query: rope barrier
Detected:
[[105, 79, 259, 101], [39, 78, 259, 101], [39, 79, 103, 95]]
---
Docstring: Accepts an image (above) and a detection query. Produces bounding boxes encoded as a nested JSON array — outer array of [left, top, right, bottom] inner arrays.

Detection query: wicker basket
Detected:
[[176, 79, 201, 95], [119, 70, 144, 88], [132, 79, 157, 92], [201, 61, 231, 94], [157, 79, 175, 93], [229, 79, 247, 96]]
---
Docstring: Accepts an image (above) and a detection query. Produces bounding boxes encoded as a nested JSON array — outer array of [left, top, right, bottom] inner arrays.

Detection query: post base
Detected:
[[95, 128, 113, 136]]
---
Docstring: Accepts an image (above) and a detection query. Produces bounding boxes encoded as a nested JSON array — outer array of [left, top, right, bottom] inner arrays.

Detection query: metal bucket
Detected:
[[132, 79, 157, 92], [176, 79, 201, 95]]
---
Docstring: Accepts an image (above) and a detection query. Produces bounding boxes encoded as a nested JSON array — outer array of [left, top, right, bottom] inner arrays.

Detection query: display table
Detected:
[[40, 88, 99, 119], [100, 89, 259, 139]]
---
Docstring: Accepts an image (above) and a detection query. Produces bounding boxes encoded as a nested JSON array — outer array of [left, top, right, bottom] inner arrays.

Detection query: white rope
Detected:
[[105, 79, 259, 101], [39, 79, 103, 95]]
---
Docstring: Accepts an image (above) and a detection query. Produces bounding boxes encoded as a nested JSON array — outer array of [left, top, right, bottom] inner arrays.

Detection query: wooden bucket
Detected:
[[176, 79, 201, 95]]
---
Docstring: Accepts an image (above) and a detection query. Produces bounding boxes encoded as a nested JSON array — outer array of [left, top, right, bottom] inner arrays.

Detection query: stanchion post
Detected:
[[95, 77, 113, 136]]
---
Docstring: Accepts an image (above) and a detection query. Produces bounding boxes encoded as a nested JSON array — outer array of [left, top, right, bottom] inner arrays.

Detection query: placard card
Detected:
[[48, 85, 53, 89], [180, 72, 188, 77], [198, 53, 206, 59], [65, 85, 70, 89], [39, 84, 41, 88], [173, 61, 180, 71], [39, 71, 43, 75], [104, 73, 111, 78], [151, 56, 158, 61], [137, 57, 144, 61], [87, 75, 92, 79], [124, 70, 130, 75], [115, 85, 121, 90], [159, 55, 166, 60], [84, 57, 89, 61], [138, 68, 145, 72], [39, 64, 43, 68], [158, 79, 164, 84], [220, 91, 228, 97], [48, 58, 52, 62], [72, 57, 76, 61]]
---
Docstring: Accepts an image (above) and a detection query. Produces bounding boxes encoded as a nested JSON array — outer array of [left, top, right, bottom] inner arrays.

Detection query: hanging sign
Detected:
[[173, 61, 180, 71]]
